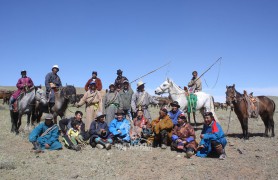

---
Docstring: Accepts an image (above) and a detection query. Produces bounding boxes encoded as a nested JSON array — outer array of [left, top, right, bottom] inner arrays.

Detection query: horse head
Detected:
[[225, 84, 237, 105], [35, 88, 48, 105], [61, 85, 76, 104], [154, 78, 172, 95]]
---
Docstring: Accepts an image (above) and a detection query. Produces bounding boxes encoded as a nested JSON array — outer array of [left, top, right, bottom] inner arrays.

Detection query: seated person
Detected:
[[29, 113, 62, 153], [130, 109, 151, 145], [109, 110, 131, 144], [171, 114, 197, 158], [66, 120, 83, 151], [196, 112, 227, 160], [59, 111, 87, 151], [168, 101, 183, 126], [89, 112, 112, 150], [151, 107, 173, 149]]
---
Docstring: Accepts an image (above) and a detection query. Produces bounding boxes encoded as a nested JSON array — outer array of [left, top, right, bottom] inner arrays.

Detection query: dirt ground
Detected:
[[0, 97, 278, 180]]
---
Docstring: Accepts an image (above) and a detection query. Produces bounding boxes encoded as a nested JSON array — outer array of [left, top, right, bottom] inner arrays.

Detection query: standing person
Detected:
[[29, 113, 62, 153], [151, 107, 173, 149], [131, 81, 158, 122], [114, 69, 128, 91], [188, 71, 202, 92], [118, 80, 134, 120], [168, 101, 183, 126], [76, 81, 102, 130], [196, 112, 227, 159], [103, 83, 122, 125], [9, 70, 34, 110], [89, 112, 112, 150], [59, 111, 86, 151], [84, 71, 102, 91], [171, 114, 197, 158], [45, 65, 62, 104]]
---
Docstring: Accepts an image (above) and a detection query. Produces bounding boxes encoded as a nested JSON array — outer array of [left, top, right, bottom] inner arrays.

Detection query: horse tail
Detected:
[[271, 99, 276, 113]]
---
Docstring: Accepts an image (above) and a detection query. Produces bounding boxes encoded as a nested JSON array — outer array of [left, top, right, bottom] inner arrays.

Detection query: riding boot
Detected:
[[9, 97, 15, 111]]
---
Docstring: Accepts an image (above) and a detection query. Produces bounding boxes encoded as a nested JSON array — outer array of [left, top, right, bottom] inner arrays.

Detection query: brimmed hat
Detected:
[[52, 65, 59, 71], [123, 79, 129, 84], [92, 71, 97, 75], [89, 81, 96, 86], [137, 81, 145, 88], [115, 109, 125, 115], [160, 107, 168, 114], [178, 113, 187, 120], [96, 112, 106, 119], [109, 83, 115, 88], [117, 69, 123, 74], [170, 101, 180, 108], [44, 113, 53, 120]]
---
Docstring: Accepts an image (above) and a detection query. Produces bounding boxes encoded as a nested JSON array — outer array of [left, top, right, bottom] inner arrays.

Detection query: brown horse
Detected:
[[226, 84, 275, 139]]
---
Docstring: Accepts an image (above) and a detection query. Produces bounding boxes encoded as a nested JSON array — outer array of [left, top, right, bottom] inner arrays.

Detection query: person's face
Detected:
[[90, 85, 96, 90], [171, 106, 178, 111], [177, 117, 184, 125], [92, 74, 97, 78], [21, 72, 27, 77], [204, 115, 213, 125], [99, 116, 105, 122], [118, 73, 122, 77], [110, 86, 115, 92], [193, 72, 197, 78], [45, 119, 53, 126], [123, 83, 129, 90], [75, 113, 82, 121], [117, 114, 123, 121], [52, 68, 58, 74], [137, 110, 143, 117], [159, 110, 166, 117], [74, 124, 80, 130]]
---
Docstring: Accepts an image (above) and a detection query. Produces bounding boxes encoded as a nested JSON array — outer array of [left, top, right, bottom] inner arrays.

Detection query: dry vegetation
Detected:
[[0, 87, 278, 179]]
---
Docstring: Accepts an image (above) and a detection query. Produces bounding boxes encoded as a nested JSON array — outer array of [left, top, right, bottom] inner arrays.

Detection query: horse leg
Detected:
[[15, 114, 22, 135], [187, 112, 191, 125], [243, 118, 249, 139], [193, 112, 197, 129], [10, 111, 16, 133], [260, 114, 270, 137]]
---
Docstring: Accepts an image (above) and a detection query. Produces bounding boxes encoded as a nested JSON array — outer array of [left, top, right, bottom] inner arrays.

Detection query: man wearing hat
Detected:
[[45, 65, 62, 104], [109, 109, 131, 143], [131, 81, 158, 122], [89, 112, 112, 150], [29, 113, 62, 153], [188, 71, 202, 93], [168, 101, 183, 126], [118, 79, 134, 119], [196, 112, 227, 159], [103, 83, 122, 125], [76, 81, 102, 130], [84, 71, 102, 91], [150, 107, 173, 149], [171, 113, 197, 158], [9, 70, 34, 110], [114, 69, 129, 91]]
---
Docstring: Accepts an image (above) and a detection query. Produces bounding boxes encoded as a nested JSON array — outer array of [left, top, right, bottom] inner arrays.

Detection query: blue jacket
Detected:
[[109, 118, 130, 141], [29, 122, 62, 150], [168, 110, 182, 125], [196, 120, 227, 157]]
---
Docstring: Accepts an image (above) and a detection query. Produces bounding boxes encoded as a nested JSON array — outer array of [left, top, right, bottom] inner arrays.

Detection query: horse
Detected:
[[226, 84, 275, 139], [34, 85, 77, 124], [154, 78, 217, 127], [10, 87, 39, 134]]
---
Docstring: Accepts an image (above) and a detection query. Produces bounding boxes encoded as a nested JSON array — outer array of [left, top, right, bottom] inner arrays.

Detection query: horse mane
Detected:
[[61, 85, 76, 97], [167, 78, 184, 92]]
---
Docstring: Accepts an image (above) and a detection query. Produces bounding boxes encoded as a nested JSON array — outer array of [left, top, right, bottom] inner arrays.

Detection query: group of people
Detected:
[[10, 65, 227, 159]]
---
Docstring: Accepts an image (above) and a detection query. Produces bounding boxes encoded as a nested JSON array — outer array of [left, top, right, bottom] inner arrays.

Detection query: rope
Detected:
[[211, 58, 222, 89]]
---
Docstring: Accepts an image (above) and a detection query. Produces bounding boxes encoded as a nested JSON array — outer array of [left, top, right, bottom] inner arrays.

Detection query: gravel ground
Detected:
[[0, 97, 277, 180]]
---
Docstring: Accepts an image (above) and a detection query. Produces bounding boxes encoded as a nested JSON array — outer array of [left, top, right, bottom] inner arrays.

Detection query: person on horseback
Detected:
[[171, 113, 197, 158], [188, 71, 202, 92], [9, 70, 34, 110], [84, 71, 103, 91], [196, 112, 227, 160], [114, 69, 129, 91], [45, 65, 62, 105]]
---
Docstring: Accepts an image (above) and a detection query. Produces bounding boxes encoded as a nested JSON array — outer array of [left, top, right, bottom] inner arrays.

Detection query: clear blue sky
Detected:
[[1, 0, 277, 102]]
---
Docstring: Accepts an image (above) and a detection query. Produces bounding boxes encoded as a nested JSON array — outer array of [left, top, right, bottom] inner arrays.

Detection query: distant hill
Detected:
[[0, 86, 86, 94]]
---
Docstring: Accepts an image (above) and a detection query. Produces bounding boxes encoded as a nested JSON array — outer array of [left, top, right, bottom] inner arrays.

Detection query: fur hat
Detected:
[[170, 101, 180, 108], [44, 113, 53, 120], [117, 69, 123, 74]]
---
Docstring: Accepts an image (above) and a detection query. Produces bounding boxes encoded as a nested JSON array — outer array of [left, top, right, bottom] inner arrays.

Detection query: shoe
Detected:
[[96, 144, 104, 149], [219, 153, 226, 160], [72, 145, 81, 151], [161, 144, 167, 149], [105, 143, 112, 150]]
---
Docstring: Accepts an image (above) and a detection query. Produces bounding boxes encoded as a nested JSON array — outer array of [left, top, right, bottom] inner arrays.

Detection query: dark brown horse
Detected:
[[226, 84, 275, 139]]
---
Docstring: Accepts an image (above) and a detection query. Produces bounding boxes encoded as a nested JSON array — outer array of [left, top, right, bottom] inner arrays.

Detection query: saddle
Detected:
[[243, 90, 259, 118]]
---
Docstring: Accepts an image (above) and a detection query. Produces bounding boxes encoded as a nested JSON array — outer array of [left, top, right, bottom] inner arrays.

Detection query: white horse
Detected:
[[154, 78, 218, 127]]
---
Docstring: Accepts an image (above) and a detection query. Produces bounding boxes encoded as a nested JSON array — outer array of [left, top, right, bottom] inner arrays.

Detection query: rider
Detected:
[[188, 71, 202, 93], [45, 65, 62, 105], [9, 70, 34, 110]]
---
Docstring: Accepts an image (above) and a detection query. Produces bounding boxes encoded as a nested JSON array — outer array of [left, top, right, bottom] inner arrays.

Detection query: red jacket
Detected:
[[12, 77, 34, 99], [85, 78, 102, 91]]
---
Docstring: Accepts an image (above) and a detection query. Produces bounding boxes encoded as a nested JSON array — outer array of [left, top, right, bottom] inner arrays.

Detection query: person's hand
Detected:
[[182, 141, 187, 144], [200, 134, 204, 139], [177, 139, 182, 143], [45, 144, 50, 149]]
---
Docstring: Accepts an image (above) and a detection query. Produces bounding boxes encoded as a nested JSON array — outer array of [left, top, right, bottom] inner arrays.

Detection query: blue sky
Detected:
[[0, 0, 277, 102]]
